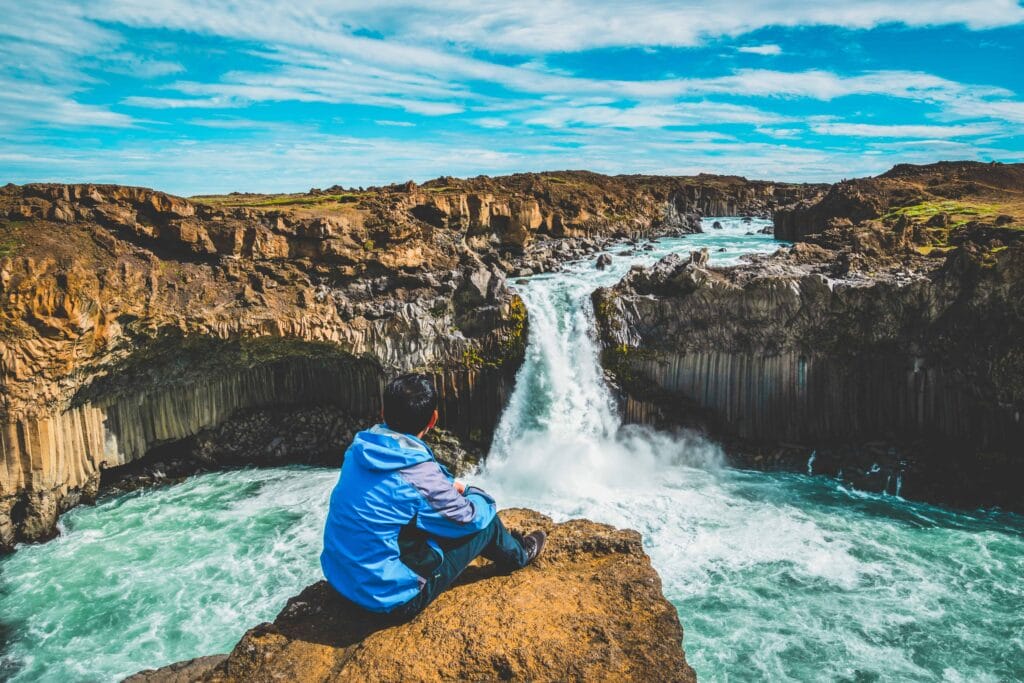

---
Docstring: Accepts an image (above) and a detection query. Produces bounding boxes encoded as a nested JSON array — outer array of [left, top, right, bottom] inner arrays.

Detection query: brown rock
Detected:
[[197, 510, 694, 683]]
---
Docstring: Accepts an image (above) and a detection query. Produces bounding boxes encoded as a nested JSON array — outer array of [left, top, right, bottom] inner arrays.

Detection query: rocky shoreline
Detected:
[[126, 509, 696, 683], [0, 172, 816, 551]]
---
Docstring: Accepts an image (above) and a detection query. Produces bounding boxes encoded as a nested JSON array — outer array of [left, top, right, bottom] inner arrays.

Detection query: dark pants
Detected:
[[391, 516, 529, 619]]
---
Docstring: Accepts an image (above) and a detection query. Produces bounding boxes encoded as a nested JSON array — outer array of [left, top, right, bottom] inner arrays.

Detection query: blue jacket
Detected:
[[320, 424, 497, 612]]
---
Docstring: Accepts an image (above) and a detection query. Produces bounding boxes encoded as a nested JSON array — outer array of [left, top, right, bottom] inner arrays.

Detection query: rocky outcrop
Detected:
[[0, 183, 527, 549], [774, 161, 1024, 243], [594, 242, 1024, 509], [594, 161, 1024, 507], [389, 172, 820, 251], [133, 509, 695, 683], [0, 172, 819, 551]]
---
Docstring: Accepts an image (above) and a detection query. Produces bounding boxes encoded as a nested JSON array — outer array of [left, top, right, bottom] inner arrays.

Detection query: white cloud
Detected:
[[0, 77, 135, 128], [811, 122, 1000, 138], [375, 120, 416, 127], [144, 0, 1019, 54], [472, 117, 509, 128], [524, 101, 789, 129], [738, 44, 783, 56]]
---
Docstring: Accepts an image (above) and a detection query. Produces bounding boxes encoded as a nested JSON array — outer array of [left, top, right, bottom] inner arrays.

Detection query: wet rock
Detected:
[[712, 221, 723, 230], [178, 510, 694, 683], [595, 253, 613, 270], [126, 655, 229, 683]]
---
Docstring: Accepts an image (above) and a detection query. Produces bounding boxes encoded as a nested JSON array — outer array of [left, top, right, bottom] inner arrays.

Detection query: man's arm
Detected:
[[399, 462, 496, 538]]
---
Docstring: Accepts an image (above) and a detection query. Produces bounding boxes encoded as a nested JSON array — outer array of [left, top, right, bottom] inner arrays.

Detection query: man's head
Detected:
[[382, 373, 438, 436]]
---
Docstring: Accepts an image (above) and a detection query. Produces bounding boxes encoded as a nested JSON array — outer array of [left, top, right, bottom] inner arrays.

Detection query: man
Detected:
[[321, 373, 546, 617]]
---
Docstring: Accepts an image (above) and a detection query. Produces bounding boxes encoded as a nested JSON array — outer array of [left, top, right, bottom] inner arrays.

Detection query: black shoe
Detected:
[[521, 530, 547, 564]]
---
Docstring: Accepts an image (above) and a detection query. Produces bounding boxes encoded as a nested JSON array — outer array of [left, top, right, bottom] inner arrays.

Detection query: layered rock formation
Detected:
[[130, 510, 695, 683], [774, 160, 1024, 243], [595, 162, 1024, 509], [0, 172, 817, 551]]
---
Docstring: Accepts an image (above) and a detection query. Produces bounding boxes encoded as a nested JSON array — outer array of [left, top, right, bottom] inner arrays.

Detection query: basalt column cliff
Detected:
[[0, 172, 817, 550], [595, 162, 1024, 509]]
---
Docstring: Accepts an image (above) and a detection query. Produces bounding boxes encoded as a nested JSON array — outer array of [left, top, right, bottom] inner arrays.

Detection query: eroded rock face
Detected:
[[0, 184, 526, 549], [594, 242, 1024, 509], [593, 161, 1024, 508], [0, 173, 820, 551], [138, 509, 695, 683]]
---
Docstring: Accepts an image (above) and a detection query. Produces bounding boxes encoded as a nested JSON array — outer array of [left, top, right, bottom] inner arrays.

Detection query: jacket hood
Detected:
[[346, 424, 435, 471]]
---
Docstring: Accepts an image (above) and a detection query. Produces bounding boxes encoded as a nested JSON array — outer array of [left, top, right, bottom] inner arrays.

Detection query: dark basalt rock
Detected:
[[593, 209, 1024, 510]]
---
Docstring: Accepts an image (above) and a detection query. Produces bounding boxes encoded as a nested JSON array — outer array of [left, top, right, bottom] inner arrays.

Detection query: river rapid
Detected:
[[1, 219, 1021, 682]]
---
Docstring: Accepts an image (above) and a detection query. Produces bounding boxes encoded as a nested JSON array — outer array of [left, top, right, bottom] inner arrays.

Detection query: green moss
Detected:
[[0, 220, 25, 258], [462, 346, 485, 368], [885, 200, 1001, 222], [362, 239, 376, 251], [193, 192, 364, 208], [915, 245, 956, 256]]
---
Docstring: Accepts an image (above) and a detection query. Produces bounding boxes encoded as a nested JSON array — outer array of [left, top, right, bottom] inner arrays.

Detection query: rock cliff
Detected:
[[594, 163, 1024, 508], [128, 510, 695, 683], [0, 172, 816, 551]]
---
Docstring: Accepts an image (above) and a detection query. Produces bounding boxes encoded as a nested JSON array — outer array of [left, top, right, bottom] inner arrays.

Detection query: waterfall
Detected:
[[482, 237, 726, 501]]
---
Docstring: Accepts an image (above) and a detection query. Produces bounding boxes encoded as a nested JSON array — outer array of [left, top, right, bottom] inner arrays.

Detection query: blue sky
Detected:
[[1, 1, 1024, 195]]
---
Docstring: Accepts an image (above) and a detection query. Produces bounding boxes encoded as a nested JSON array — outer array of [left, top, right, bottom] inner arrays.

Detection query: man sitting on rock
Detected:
[[321, 373, 546, 618]]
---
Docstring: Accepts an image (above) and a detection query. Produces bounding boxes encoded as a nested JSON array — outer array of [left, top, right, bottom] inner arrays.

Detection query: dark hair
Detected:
[[383, 373, 438, 435]]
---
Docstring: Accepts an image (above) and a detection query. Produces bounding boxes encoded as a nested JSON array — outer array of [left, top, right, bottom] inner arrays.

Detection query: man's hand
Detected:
[[454, 480, 466, 494]]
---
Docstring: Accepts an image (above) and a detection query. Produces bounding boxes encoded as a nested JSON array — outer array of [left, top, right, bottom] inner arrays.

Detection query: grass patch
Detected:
[[193, 192, 363, 208], [885, 199, 1001, 222], [0, 220, 25, 258], [915, 245, 956, 256]]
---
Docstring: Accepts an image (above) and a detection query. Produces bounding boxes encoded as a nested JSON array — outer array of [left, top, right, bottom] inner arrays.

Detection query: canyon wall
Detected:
[[0, 172, 817, 550], [595, 241, 1024, 509], [596, 162, 1024, 508]]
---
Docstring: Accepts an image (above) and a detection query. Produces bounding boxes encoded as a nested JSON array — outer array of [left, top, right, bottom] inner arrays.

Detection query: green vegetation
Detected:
[[914, 245, 955, 256], [0, 220, 25, 258], [192, 192, 363, 208], [887, 200, 1008, 253], [884, 199, 1001, 222], [362, 239, 376, 251], [462, 346, 485, 368]]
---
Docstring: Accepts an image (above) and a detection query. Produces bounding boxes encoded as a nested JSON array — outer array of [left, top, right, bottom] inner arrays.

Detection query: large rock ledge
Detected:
[[128, 510, 695, 683]]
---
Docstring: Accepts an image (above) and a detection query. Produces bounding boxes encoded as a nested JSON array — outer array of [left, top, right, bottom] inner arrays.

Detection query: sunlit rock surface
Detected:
[[130, 510, 695, 683]]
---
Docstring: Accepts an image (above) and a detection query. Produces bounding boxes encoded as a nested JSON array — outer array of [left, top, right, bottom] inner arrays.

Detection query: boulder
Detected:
[[186, 510, 695, 683], [595, 253, 613, 270]]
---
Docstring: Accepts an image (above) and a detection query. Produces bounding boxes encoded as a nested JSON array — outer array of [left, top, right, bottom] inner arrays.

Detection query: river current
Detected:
[[1, 219, 1021, 682]]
